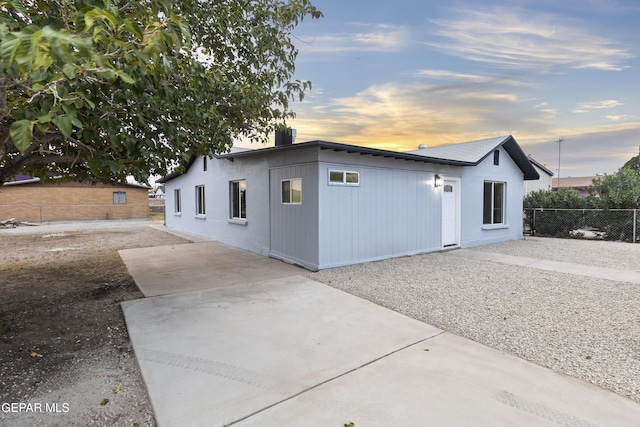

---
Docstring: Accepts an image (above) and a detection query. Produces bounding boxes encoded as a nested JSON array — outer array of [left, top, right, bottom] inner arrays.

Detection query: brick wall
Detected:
[[0, 183, 149, 222]]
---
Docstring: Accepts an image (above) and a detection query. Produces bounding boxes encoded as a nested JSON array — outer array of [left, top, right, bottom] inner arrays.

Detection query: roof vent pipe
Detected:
[[418, 144, 428, 149]]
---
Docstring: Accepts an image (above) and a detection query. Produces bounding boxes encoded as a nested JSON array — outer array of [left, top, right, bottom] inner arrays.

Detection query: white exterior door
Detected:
[[441, 180, 459, 247]]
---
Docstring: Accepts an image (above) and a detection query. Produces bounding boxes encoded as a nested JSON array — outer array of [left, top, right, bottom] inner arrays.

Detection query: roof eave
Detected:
[[218, 140, 475, 166], [501, 136, 540, 180]]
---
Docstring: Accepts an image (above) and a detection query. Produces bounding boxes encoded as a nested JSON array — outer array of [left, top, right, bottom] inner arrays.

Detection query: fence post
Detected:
[[532, 209, 536, 236]]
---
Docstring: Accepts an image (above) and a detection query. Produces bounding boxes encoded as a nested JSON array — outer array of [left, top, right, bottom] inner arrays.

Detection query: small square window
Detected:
[[282, 178, 302, 204], [329, 171, 343, 183], [113, 192, 126, 204]]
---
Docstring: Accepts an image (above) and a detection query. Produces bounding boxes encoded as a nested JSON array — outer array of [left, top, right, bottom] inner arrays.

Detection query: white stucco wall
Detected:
[[460, 146, 525, 247], [163, 154, 272, 255]]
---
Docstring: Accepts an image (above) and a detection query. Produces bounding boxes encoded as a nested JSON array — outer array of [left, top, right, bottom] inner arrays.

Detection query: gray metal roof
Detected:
[[159, 135, 539, 182]]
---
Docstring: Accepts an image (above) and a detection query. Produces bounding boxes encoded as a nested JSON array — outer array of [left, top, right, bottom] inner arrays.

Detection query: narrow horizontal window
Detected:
[[328, 170, 359, 185]]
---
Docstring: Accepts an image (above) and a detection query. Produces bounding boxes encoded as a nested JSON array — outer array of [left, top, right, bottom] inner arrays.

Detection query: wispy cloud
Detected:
[[606, 114, 635, 122], [288, 77, 639, 156], [415, 69, 531, 87], [288, 79, 547, 151], [299, 23, 411, 53], [427, 8, 632, 71], [573, 99, 623, 113]]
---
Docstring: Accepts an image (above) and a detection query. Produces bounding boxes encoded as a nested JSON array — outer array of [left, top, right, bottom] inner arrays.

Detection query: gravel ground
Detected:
[[309, 237, 640, 404], [474, 236, 640, 272]]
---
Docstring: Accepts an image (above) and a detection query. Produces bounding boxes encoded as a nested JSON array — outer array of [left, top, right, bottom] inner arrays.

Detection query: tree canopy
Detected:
[[591, 167, 640, 209], [622, 153, 640, 175], [0, 0, 321, 184]]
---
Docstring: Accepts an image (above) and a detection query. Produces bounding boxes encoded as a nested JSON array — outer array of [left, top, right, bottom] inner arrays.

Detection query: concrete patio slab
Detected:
[[121, 276, 441, 426], [118, 241, 304, 296], [240, 332, 640, 426]]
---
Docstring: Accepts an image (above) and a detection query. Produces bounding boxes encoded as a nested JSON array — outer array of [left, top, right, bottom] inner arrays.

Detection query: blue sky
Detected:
[[258, 0, 640, 177]]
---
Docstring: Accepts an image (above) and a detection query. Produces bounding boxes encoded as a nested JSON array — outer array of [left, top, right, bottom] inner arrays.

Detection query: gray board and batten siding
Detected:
[[160, 137, 538, 271]]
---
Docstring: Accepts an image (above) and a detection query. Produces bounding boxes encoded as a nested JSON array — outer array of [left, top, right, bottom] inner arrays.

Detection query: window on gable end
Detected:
[[493, 150, 500, 165], [195, 185, 206, 216], [483, 181, 505, 225]]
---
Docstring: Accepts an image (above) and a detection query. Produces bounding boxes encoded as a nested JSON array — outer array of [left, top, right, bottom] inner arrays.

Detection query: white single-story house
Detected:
[[159, 135, 538, 271]]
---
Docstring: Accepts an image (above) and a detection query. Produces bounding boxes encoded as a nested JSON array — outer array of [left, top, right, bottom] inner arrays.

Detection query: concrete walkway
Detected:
[[453, 248, 640, 284], [120, 244, 640, 426]]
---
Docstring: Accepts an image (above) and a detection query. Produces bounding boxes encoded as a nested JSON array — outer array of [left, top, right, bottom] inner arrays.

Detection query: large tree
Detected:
[[0, 0, 321, 184], [591, 167, 640, 209]]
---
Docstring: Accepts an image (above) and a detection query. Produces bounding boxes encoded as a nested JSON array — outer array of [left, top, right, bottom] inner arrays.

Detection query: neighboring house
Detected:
[[0, 176, 149, 222], [159, 135, 538, 271], [152, 185, 165, 199], [552, 176, 598, 196], [524, 156, 554, 194]]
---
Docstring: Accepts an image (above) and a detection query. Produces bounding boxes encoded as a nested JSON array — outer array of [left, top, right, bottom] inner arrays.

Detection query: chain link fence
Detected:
[[524, 208, 639, 243]]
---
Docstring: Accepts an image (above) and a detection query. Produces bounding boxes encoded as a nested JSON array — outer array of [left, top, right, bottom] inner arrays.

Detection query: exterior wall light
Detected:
[[434, 174, 443, 188]]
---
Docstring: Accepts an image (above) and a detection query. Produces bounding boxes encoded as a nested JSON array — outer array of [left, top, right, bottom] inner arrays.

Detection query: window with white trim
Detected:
[[113, 191, 126, 204], [174, 189, 181, 213], [195, 185, 206, 216], [281, 178, 302, 204], [483, 181, 505, 225], [230, 180, 246, 219], [329, 170, 359, 185]]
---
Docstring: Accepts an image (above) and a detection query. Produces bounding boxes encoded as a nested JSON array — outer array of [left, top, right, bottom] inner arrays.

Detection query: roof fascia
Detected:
[[218, 140, 474, 166]]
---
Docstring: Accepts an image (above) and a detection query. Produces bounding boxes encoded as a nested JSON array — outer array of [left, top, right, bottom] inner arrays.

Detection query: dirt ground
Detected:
[[0, 219, 191, 426]]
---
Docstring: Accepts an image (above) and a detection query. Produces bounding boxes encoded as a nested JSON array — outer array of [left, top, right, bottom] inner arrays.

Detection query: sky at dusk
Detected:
[[240, 0, 640, 178]]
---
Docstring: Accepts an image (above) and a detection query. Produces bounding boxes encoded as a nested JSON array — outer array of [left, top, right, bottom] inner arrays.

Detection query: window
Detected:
[[493, 150, 500, 165], [230, 180, 246, 219], [195, 185, 206, 216], [113, 191, 126, 204], [483, 182, 505, 225], [281, 178, 302, 204], [203, 156, 207, 171], [174, 189, 181, 213], [329, 170, 359, 185]]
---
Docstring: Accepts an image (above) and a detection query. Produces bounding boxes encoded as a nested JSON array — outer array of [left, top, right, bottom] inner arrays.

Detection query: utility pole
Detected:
[[556, 136, 565, 187]]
